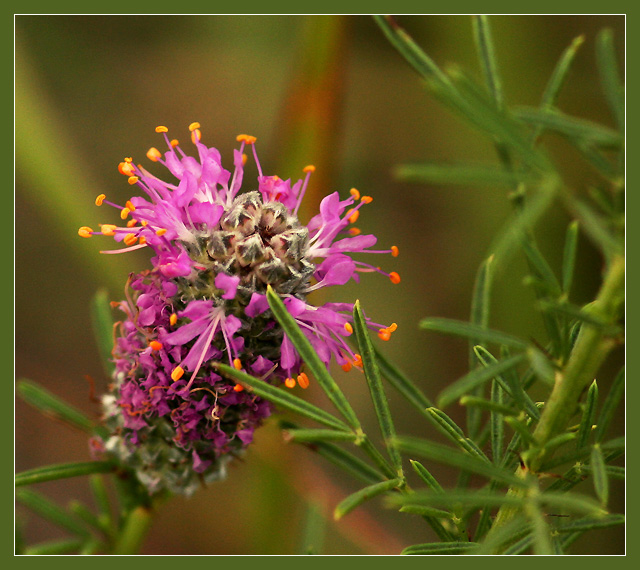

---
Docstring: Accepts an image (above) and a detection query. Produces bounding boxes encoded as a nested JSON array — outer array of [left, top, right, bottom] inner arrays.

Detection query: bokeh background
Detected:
[[15, 15, 624, 555]]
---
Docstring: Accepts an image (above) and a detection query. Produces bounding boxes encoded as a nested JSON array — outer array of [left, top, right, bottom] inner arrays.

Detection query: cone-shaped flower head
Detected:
[[82, 124, 400, 496]]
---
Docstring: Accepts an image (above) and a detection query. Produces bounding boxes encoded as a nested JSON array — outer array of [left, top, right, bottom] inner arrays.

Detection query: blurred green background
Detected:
[[15, 15, 624, 554]]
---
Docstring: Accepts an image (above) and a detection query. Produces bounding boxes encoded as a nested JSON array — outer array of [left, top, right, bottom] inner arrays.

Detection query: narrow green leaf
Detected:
[[521, 238, 562, 297], [495, 346, 541, 420], [472, 15, 504, 109], [472, 515, 531, 555], [266, 286, 360, 429], [459, 395, 518, 417], [24, 538, 84, 555], [91, 289, 115, 377], [334, 477, 403, 520], [90, 475, 115, 537], [216, 364, 350, 432], [554, 513, 624, 533], [420, 317, 528, 349], [580, 464, 625, 480], [68, 500, 103, 535], [283, 428, 358, 444], [353, 300, 402, 474], [298, 502, 325, 555], [402, 542, 478, 555], [392, 436, 524, 487], [392, 488, 526, 511], [590, 444, 609, 506], [594, 366, 625, 443], [577, 380, 598, 449], [308, 440, 381, 485], [398, 504, 452, 519], [543, 431, 577, 454], [540, 490, 608, 516], [564, 195, 622, 258], [15, 461, 114, 487], [16, 379, 107, 438], [596, 28, 624, 133], [396, 163, 532, 187], [539, 300, 621, 334], [532, 35, 585, 143], [438, 352, 526, 408], [425, 407, 490, 461], [374, 347, 434, 409], [16, 489, 89, 537], [562, 220, 580, 294], [541, 436, 624, 471], [504, 416, 537, 447], [514, 107, 622, 149], [526, 498, 554, 555], [502, 534, 534, 554], [490, 380, 505, 466], [409, 460, 443, 493], [526, 347, 556, 386]]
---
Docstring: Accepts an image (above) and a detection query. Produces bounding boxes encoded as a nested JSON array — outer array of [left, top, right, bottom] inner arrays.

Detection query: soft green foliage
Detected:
[[15, 16, 624, 555]]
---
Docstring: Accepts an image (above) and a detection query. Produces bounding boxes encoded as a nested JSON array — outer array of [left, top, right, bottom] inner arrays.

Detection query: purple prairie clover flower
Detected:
[[81, 123, 401, 496]]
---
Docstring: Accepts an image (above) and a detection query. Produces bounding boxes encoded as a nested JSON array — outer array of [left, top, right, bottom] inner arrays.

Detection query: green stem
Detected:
[[486, 254, 624, 550], [113, 505, 154, 555]]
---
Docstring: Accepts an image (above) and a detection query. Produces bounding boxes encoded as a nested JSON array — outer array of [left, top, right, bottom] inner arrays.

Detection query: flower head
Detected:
[[83, 124, 400, 495]]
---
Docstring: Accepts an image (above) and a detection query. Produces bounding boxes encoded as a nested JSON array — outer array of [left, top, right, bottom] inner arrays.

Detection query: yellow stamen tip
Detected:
[[95, 194, 106, 206], [233, 358, 242, 370], [171, 366, 184, 381], [188, 122, 201, 132], [149, 341, 163, 351], [303, 165, 316, 173], [389, 272, 401, 284], [124, 233, 138, 246], [120, 208, 131, 220], [347, 209, 360, 224], [155, 126, 169, 133], [118, 162, 135, 176], [241, 153, 248, 166], [156, 228, 167, 236], [361, 195, 373, 204], [353, 354, 363, 367], [101, 224, 116, 236], [78, 226, 93, 238], [344, 322, 353, 334], [124, 157, 133, 163], [236, 134, 257, 145], [297, 373, 310, 389], [139, 236, 147, 244], [391, 246, 399, 257], [170, 313, 178, 326], [147, 147, 162, 162], [170, 139, 179, 148], [349, 188, 360, 200], [127, 176, 139, 185], [191, 129, 201, 144], [126, 200, 136, 211], [127, 218, 138, 228], [284, 377, 296, 389]]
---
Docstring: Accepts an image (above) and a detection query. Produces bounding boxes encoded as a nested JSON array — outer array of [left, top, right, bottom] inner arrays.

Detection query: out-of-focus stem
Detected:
[[113, 505, 154, 555]]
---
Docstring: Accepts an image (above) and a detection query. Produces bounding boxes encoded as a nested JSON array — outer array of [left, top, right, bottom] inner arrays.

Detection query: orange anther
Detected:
[[344, 322, 353, 334], [147, 147, 162, 162], [353, 354, 363, 367], [297, 373, 310, 389], [361, 195, 373, 204], [95, 194, 106, 206], [233, 384, 244, 392], [189, 122, 201, 132], [391, 246, 399, 257], [124, 233, 138, 246], [155, 126, 169, 133], [236, 134, 257, 145], [118, 162, 135, 176], [389, 272, 401, 284], [341, 361, 352, 372], [191, 129, 201, 144], [233, 358, 243, 370], [127, 218, 138, 228], [101, 224, 117, 236], [347, 209, 360, 224], [124, 157, 133, 163], [303, 165, 316, 173], [149, 341, 163, 351], [128, 176, 139, 185], [348, 227, 361, 236], [241, 153, 248, 166], [171, 366, 184, 381], [78, 226, 93, 238], [349, 188, 360, 200], [170, 313, 178, 326], [156, 228, 167, 236], [120, 208, 131, 220], [139, 236, 147, 244], [170, 139, 179, 148], [378, 329, 391, 342], [388, 323, 398, 332], [284, 377, 296, 389], [126, 200, 136, 211]]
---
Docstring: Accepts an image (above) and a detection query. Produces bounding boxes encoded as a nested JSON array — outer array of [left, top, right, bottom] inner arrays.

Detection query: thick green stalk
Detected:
[[486, 254, 624, 549], [113, 505, 154, 555]]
